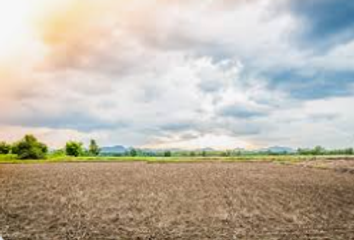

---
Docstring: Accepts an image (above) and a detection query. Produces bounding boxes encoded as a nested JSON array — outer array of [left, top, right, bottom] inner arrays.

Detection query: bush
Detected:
[[13, 135, 48, 160], [0, 141, 11, 154], [65, 141, 84, 157]]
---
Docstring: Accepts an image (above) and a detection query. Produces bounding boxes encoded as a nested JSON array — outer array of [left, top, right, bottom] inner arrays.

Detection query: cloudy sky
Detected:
[[0, 0, 354, 149]]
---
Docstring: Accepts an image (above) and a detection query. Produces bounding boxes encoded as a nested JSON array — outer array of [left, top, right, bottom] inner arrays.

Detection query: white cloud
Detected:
[[0, 0, 353, 149], [311, 40, 354, 71]]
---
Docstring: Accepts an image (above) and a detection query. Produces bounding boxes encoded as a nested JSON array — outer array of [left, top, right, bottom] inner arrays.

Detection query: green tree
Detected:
[[0, 141, 11, 154], [130, 148, 137, 157], [65, 141, 84, 157], [313, 146, 326, 155], [221, 151, 231, 157], [164, 150, 172, 157], [345, 148, 354, 155], [89, 139, 100, 156], [13, 135, 48, 160], [11, 143, 19, 155]]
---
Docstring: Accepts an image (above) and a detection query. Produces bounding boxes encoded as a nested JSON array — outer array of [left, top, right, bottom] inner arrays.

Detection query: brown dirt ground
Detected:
[[1, 162, 354, 240], [299, 159, 354, 174]]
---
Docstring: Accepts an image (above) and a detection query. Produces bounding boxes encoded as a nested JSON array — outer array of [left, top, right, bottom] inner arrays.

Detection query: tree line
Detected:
[[0, 135, 100, 160], [297, 146, 354, 155], [1, 135, 354, 160]]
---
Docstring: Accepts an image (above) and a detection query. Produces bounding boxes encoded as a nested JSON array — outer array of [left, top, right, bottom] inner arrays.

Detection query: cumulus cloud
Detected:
[[0, 0, 354, 149]]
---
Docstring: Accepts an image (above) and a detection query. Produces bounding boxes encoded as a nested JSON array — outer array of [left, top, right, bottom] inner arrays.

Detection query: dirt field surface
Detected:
[[300, 159, 354, 174], [1, 162, 354, 240]]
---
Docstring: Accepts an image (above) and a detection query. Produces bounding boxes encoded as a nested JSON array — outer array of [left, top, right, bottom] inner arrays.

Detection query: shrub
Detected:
[[13, 135, 48, 160], [0, 141, 11, 154], [65, 141, 84, 157]]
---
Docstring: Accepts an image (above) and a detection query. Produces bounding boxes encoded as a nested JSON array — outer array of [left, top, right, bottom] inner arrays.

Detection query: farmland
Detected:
[[1, 160, 354, 239], [1, 154, 354, 164]]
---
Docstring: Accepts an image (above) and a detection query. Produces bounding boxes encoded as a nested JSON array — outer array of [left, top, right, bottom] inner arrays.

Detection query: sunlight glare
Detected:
[[0, 0, 60, 58]]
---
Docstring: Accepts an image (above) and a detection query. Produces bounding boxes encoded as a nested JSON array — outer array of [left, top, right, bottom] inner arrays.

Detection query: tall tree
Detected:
[[89, 139, 100, 156]]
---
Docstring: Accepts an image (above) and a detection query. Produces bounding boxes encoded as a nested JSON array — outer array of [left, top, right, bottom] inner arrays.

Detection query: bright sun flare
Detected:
[[0, 0, 64, 59], [0, 1, 33, 56]]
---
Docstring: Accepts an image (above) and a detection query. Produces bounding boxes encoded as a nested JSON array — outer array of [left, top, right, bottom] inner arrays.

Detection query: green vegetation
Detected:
[[0, 141, 11, 154], [11, 135, 48, 160], [164, 151, 172, 157], [0, 154, 17, 161], [0, 135, 354, 163], [130, 148, 138, 157], [99, 146, 354, 158], [65, 141, 84, 157], [297, 146, 354, 155], [89, 139, 100, 156], [0, 154, 354, 164], [0, 135, 103, 161]]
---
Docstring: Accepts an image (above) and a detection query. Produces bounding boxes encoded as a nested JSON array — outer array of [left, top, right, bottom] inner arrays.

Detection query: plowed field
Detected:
[[1, 162, 354, 239]]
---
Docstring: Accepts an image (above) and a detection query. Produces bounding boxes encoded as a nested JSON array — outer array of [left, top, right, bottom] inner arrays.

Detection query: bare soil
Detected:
[[300, 159, 354, 174], [1, 162, 354, 240]]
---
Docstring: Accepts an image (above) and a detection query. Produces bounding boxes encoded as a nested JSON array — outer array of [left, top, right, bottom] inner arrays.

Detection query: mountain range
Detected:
[[100, 145, 295, 154], [100, 145, 127, 154]]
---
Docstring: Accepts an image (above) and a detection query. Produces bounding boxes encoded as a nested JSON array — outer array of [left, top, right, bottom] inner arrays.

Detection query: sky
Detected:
[[0, 0, 354, 150]]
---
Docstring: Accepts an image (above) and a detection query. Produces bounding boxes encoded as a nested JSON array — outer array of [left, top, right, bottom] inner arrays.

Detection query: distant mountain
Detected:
[[199, 147, 216, 152], [139, 147, 216, 153], [234, 148, 246, 152], [99, 145, 294, 154], [140, 148, 180, 153], [100, 145, 127, 154], [260, 146, 295, 154]]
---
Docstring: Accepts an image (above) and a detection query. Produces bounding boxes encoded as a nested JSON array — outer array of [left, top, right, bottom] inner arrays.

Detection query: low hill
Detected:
[[100, 145, 127, 154]]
